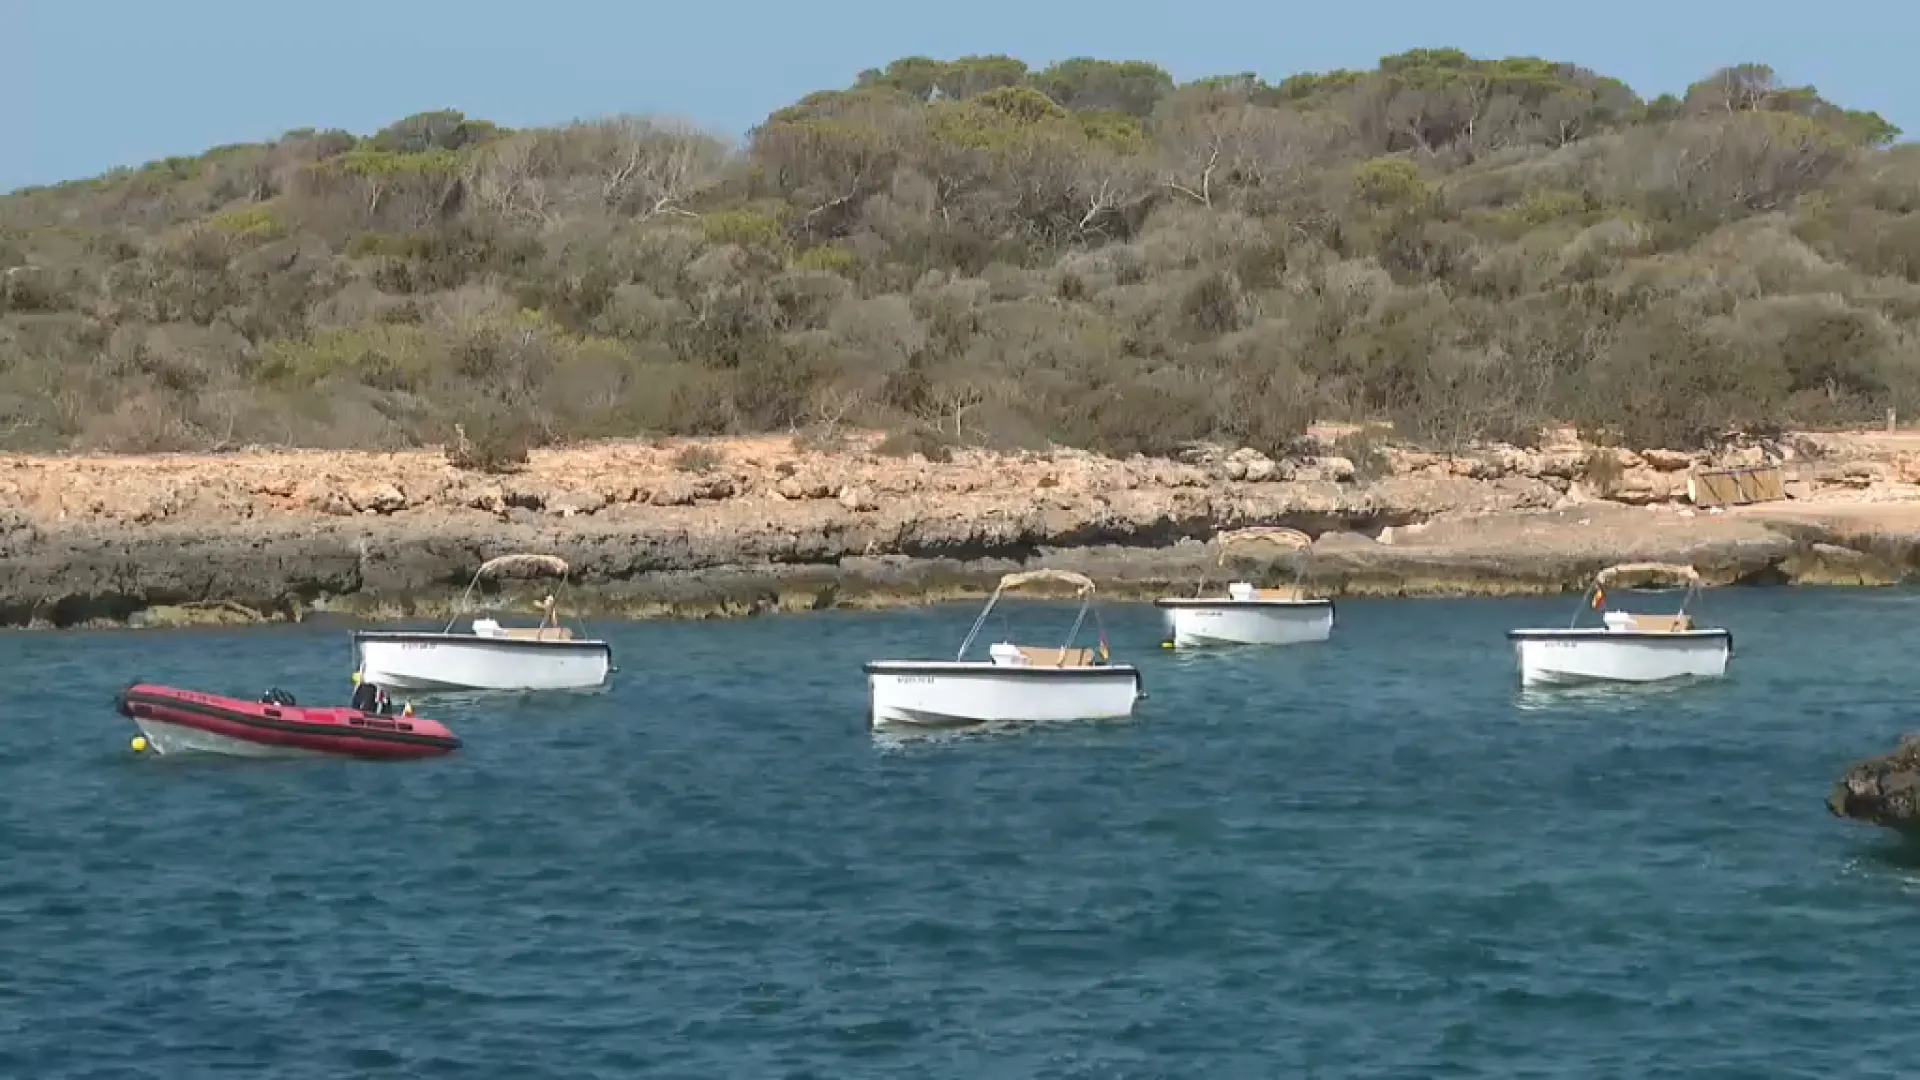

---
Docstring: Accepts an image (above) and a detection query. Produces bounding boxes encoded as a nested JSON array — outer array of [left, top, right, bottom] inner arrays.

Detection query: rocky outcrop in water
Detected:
[[3, 427, 1920, 627], [1829, 735, 1920, 830]]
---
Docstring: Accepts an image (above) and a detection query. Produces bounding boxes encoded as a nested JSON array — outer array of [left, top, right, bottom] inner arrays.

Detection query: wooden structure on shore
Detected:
[[1687, 464, 1785, 507]]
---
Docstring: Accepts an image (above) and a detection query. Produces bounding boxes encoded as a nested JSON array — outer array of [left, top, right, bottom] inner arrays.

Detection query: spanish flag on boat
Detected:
[[1592, 587, 1605, 609]]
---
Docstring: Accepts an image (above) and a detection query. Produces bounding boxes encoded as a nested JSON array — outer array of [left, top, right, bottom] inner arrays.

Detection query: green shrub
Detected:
[[3, 49, 1912, 458]]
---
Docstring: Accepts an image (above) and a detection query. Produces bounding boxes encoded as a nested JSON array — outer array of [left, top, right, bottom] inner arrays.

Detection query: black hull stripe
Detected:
[[1154, 599, 1334, 610], [353, 632, 611, 657], [864, 664, 1144, 698], [1506, 630, 1730, 642], [864, 663, 1138, 677], [123, 691, 460, 750]]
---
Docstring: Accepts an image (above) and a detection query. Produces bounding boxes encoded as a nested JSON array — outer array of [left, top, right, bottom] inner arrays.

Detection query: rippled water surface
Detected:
[[6, 588, 1920, 1077]]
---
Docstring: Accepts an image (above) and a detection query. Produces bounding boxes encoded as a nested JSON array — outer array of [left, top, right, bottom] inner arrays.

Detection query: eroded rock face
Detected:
[[1829, 735, 1920, 829], [0, 427, 1916, 625], [1313, 456, 1357, 483], [1642, 448, 1695, 472], [837, 485, 879, 512], [1781, 543, 1905, 586], [1607, 468, 1680, 506], [776, 473, 836, 500], [347, 481, 407, 515]]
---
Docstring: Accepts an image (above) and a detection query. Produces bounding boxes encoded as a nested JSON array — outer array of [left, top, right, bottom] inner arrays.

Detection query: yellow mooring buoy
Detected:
[[130, 735, 149, 753]]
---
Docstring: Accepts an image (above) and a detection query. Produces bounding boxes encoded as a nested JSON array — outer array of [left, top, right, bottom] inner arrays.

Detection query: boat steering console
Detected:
[[349, 680, 400, 715]]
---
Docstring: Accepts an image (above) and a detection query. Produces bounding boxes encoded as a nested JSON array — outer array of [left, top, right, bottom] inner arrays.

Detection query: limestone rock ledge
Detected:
[[0, 500, 1887, 629], [3, 428, 1920, 627]]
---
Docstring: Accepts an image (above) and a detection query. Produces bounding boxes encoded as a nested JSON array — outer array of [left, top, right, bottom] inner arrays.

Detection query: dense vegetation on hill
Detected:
[[0, 51, 1913, 463]]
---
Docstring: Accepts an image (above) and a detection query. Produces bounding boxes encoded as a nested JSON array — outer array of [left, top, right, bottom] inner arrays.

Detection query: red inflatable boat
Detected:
[[116, 683, 461, 760]]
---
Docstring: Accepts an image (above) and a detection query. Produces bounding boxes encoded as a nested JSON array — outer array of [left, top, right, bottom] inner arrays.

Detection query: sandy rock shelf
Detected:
[[2, 428, 1918, 628]]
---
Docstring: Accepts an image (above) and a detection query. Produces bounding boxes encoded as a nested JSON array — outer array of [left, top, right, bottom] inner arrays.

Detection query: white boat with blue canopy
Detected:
[[352, 553, 615, 692], [864, 568, 1142, 730], [1154, 527, 1335, 648], [1508, 562, 1731, 685]]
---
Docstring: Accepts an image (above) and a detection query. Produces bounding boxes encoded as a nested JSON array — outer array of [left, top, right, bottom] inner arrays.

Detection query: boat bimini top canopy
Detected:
[[1193, 526, 1317, 601], [994, 568, 1096, 596], [956, 569, 1110, 667], [448, 552, 582, 638], [474, 553, 570, 579], [1594, 562, 1699, 588], [1579, 562, 1704, 632]]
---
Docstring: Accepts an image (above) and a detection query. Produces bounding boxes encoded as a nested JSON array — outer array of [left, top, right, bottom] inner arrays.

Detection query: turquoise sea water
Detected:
[[4, 588, 1920, 1077]]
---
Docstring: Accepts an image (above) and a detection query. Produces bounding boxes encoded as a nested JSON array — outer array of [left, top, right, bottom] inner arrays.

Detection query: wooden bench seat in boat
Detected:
[[1626, 613, 1692, 633], [1013, 646, 1095, 667], [496, 626, 574, 640]]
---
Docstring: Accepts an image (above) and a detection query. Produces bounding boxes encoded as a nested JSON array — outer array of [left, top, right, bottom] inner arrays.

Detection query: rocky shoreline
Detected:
[[6, 427, 1920, 629], [1830, 735, 1920, 832]]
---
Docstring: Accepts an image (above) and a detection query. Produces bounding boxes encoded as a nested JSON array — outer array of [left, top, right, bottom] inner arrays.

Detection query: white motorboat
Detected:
[[1154, 527, 1334, 648], [1508, 562, 1732, 686], [353, 553, 615, 692], [864, 568, 1143, 730]]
